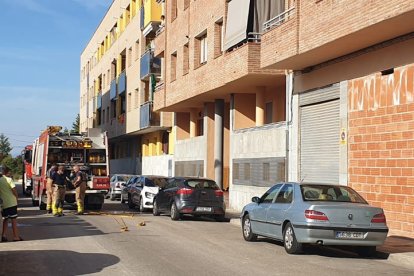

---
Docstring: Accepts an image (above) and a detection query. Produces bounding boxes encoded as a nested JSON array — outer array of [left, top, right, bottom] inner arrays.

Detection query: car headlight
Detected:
[[145, 192, 155, 199]]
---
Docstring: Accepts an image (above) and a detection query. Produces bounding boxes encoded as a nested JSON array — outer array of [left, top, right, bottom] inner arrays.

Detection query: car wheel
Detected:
[[242, 214, 257, 241], [128, 195, 135, 209], [153, 200, 160, 216], [139, 197, 146, 212], [120, 194, 125, 204], [170, 202, 181, 221], [283, 222, 302, 254], [356, 246, 376, 257]]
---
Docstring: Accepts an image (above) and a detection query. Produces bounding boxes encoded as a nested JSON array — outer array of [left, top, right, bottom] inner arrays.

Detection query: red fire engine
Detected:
[[30, 126, 110, 210], [21, 145, 33, 196]]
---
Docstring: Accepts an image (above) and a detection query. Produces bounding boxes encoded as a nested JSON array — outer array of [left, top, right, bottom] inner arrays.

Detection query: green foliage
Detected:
[[0, 133, 12, 163], [0, 154, 23, 180], [71, 114, 80, 134]]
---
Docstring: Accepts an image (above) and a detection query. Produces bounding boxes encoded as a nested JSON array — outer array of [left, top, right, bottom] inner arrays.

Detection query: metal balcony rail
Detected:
[[247, 32, 262, 43], [156, 25, 165, 37], [263, 6, 296, 32], [155, 82, 165, 92]]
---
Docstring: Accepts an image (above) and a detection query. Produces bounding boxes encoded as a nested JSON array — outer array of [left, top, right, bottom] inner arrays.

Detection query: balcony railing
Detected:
[[140, 101, 153, 129], [247, 32, 261, 43], [263, 6, 296, 32], [140, 50, 161, 80], [154, 82, 164, 92], [118, 71, 126, 95], [110, 79, 117, 101]]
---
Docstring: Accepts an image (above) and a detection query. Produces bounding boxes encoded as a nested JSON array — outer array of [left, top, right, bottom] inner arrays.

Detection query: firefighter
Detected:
[[46, 164, 57, 214], [51, 166, 66, 217], [72, 165, 86, 215]]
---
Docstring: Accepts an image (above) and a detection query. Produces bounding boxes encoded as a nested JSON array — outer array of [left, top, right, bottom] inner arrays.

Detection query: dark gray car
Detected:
[[153, 177, 226, 221]]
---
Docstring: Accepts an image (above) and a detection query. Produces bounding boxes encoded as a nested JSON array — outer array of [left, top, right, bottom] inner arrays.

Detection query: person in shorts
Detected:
[[0, 167, 22, 242]]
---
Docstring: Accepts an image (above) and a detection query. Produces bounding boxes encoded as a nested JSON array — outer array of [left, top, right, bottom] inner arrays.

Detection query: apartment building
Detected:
[[80, 0, 173, 176], [152, 0, 287, 209], [261, 0, 414, 237]]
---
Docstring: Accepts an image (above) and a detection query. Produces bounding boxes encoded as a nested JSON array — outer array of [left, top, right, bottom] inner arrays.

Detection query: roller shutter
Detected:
[[299, 84, 340, 184]]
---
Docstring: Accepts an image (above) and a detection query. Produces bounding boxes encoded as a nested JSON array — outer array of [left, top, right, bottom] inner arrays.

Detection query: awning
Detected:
[[224, 0, 251, 50], [253, 0, 285, 33]]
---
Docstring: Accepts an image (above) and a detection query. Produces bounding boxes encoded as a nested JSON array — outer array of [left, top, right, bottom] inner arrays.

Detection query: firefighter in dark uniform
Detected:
[[51, 166, 66, 217], [46, 165, 57, 214], [72, 165, 86, 215]]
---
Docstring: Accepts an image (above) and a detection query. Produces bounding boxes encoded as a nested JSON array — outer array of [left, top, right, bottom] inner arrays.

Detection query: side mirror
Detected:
[[252, 196, 260, 204]]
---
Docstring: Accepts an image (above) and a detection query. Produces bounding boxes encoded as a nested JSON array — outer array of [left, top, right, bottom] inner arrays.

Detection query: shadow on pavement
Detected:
[[0, 250, 119, 275]]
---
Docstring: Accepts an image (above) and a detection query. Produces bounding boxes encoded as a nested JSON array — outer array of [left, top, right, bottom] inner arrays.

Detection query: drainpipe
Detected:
[[285, 71, 293, 182]]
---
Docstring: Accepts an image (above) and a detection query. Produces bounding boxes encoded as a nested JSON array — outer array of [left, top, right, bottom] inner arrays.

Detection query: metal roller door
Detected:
[[299, 85, 340, 184]]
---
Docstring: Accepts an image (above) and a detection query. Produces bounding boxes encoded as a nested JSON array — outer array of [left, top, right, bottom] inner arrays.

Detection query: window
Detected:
[[301, 185, 367, 203], [134, 88, 139, 108], [200, 34, 208, 64], [127, 92, 132, 112], [275, 184, 293, 204], [260, 184, 283, 203], [170, 52, 177, 82], [107, 69, 110, 85], [120, 50, 126, 72], [135, 40, 140, 60], [214, 19, 224, 58], [265, 102, 273, 124], [128, 47, 132, 67], [106, 107, 110, 122], [171, 0, 177, 21], [184, 0, 190, 10], [183, 43, 189, 75], [102, 109, 106, 124], [111, 101, 116, 118], [120, 94, 126, 114]]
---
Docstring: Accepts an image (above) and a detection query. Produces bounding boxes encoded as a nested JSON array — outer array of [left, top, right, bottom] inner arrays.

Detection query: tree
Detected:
[[0, 155, 22, 180], [71, 114, 80, 134], [63, 127, 69, 134], [0, 133, 12, 163]]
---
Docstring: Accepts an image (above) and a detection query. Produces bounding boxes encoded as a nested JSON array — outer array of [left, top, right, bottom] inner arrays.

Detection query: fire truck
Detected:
[[30, 126, 110, 210], [21, 145, 33, 196]]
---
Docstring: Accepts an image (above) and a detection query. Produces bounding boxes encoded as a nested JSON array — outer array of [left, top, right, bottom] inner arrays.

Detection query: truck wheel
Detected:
[[39, 195, 47, 210]]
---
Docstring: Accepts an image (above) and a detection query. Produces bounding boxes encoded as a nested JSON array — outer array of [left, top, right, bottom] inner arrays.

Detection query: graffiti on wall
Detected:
[[349, 65, 414, 111]]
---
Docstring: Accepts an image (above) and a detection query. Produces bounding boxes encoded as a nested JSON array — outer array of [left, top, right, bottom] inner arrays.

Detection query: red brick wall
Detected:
[[348, 63, 414, 238]]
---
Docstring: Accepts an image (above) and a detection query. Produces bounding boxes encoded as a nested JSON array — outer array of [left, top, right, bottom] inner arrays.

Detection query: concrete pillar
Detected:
[[214, 99, 224, 189], [256, 87, 265, 126], [190, 108, 197, 138]]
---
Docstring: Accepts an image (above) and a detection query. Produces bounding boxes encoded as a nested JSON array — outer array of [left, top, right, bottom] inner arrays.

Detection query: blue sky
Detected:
[[0, 0, 113, 156]]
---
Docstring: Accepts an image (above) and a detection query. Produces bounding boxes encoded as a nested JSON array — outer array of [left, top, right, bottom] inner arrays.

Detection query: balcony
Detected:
[[142, 0, 162, 36], [261, 0, 414, 70], [140, 101, 160, 129], [140, 50, 161, 80], [110, 79, 117, 101], [118, 71, 126, 95]]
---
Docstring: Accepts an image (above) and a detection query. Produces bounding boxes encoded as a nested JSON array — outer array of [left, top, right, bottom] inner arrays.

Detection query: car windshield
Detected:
[[117, 175, 131, 182], [301, 185, 367, 204], [185, 180, 219, 190], [147, 178, 169, 187]]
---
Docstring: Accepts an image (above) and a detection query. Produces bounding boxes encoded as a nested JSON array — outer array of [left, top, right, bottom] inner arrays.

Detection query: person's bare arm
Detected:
[[12, 187, 18, 201]]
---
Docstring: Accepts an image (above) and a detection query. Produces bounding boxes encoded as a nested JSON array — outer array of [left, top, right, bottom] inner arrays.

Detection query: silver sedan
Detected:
[[240, 182, 388, 256]]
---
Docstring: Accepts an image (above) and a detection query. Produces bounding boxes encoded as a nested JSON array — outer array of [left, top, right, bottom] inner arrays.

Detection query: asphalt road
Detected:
[[0, 186, 413, 276]]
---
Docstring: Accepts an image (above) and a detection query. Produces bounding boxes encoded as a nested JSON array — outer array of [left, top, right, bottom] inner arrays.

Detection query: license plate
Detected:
[[335, 231, 364, 239], [196, 207, 212, 212]]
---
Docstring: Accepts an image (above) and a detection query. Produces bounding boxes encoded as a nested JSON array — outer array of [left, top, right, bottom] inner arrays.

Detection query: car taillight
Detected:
[[215, 190, 223, 197], [305, 210, 329, 221], [177, 188, 193, 195], [371, 213, 386, 223]]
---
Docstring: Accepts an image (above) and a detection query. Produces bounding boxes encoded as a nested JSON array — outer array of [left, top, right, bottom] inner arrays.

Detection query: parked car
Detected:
[[240, 182, 389, 256], [120, 175, 140, 204], [107, 174, 134, 201], [153, 177, 225, 221], [127, 175, 170, 212]]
